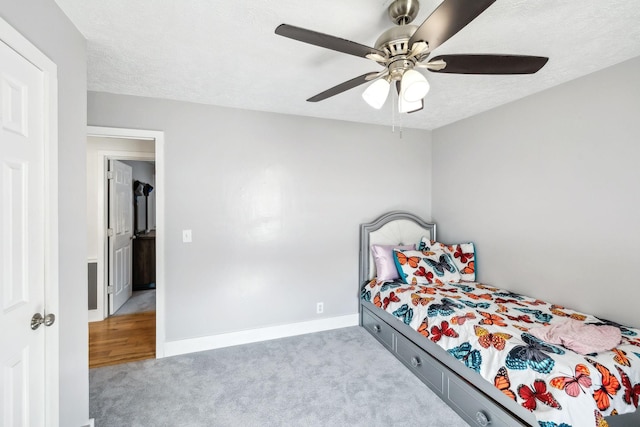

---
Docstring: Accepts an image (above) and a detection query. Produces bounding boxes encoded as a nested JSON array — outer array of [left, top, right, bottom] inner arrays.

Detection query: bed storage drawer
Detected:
[[360, 306, 529, 427], [447, 375, 514, 427], [395, 333, 444, 394], [362, 308, 394, 350]]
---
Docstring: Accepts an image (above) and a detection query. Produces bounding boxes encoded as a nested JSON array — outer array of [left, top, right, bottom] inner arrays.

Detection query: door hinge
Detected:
[[107, 285, 114, 294], [106, 171, 114, 180], [107, 228, 114, 237]]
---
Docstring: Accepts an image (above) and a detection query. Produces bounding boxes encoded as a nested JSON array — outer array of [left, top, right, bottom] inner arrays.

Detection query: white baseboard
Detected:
[[88, 309, 104, 323], [163, 313, 359, 358], [83, 418, 94, 427]]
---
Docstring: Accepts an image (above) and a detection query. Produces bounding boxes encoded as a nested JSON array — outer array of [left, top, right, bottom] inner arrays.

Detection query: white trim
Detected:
[[0, 16, 60, 427], [163, 314, 359, 357], [87, 310, 103, 323], [87, 126, 166, 358], [0, 19, 57, 71], [87, 126, 160, 141]]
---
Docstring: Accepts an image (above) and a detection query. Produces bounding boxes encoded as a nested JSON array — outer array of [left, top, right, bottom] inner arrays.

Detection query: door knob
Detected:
[[31, 313, 56, 330]]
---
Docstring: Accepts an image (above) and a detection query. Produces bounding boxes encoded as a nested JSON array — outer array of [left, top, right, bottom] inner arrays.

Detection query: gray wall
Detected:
[[432, 56, 640, 328], [88, 92, 432, 341], [0, 0, 88, 425]]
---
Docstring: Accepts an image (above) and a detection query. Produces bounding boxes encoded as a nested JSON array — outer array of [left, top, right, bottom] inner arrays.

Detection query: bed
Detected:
[[358, 211, 640, 427]]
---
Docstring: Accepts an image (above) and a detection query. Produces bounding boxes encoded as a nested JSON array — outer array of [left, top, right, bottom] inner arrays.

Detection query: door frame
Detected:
[[0, 16, 60, 425], [87, 126, 165, 358]]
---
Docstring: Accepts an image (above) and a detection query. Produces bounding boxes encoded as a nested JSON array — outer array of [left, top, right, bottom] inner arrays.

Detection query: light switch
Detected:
[[182, 229, 192, 243]]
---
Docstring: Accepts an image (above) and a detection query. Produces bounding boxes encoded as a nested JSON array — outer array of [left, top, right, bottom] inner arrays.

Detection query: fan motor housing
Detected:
[[388, 59, 415, 81], [374, 24, 418, 57]]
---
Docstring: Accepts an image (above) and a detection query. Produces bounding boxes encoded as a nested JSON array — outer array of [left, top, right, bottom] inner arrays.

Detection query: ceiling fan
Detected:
[[275, 0, 548, 113]]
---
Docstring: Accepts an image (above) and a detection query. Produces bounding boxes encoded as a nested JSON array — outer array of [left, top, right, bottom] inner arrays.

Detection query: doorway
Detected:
[[86, 126, 165, 367]]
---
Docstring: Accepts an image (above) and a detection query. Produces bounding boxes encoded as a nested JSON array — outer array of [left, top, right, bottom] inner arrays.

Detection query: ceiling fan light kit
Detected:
[[398, 95, 423, 114], [362, 78, 391, 109], [400, 69, 430, 102], [275, 0, 548, 114]]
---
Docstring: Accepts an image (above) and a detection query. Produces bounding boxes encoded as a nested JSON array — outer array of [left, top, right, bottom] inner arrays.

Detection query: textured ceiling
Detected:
[[55, 0, 640, 130]]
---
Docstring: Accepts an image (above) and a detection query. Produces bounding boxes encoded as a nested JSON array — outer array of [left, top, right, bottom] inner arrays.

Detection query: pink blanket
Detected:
[[529, 319, 621, 354]]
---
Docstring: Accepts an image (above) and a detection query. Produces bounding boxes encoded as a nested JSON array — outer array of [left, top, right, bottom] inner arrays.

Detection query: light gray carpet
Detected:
[[114, 290, 156, 316], [90, 326, 469, 427]]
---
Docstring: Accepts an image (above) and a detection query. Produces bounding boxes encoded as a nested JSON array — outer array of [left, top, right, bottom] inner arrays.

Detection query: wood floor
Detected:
[[89, 311, 156, 368]]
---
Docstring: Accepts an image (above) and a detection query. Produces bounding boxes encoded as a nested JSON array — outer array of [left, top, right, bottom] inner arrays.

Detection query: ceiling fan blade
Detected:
[[307, 72, 379, 102], [409, 0, 496, 52], [275, 24, 385, 59], [428, 54, 549, 74], [365, 70, 389, 81]]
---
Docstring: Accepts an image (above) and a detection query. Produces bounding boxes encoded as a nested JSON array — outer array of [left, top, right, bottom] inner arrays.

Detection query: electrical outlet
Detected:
[[182, 229, 192, 243], [316, 302, 324, 314]]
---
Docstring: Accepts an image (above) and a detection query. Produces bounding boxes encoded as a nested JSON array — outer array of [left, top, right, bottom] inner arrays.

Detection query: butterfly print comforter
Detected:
[[361, 280, 640, 427]]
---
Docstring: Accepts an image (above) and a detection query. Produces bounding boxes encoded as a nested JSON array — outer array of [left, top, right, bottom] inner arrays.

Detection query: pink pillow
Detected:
[[372, 244, 415, 281]]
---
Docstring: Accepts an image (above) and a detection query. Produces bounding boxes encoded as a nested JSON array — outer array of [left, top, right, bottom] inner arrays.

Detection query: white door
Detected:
[[0, 39, 47, 425], [108, 159, 133, 314]]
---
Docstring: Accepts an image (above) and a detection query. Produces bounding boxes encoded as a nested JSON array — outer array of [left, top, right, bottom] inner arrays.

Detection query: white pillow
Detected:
[[393, 248, 461, 284], [419, 237, 476, 282]]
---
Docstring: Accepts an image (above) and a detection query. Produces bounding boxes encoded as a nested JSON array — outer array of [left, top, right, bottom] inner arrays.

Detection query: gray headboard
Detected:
[[359, 211, 436, 286]]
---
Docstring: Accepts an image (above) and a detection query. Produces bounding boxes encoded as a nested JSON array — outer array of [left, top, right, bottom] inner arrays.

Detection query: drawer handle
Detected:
[[373, 324, 381, 333], [410, 356, 421, 368], [475, 411, 490, 426]]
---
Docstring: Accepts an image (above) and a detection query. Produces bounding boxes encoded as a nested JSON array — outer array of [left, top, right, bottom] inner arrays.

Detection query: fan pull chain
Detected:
[[391, 88, 396, 132], [391, 88, 403, 138]]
